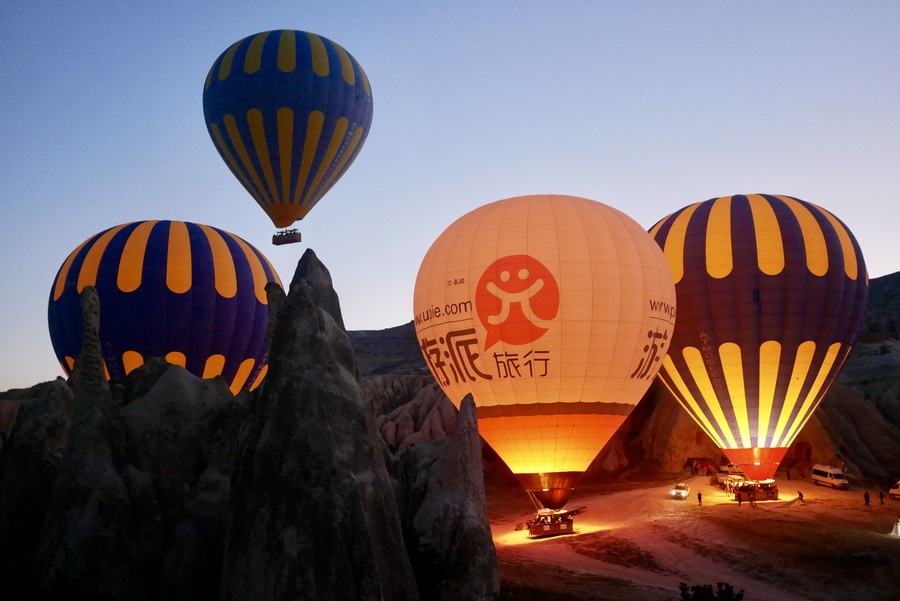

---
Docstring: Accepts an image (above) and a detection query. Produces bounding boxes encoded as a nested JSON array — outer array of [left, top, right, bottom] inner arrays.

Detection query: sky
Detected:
[[2, 1, 898, 391]]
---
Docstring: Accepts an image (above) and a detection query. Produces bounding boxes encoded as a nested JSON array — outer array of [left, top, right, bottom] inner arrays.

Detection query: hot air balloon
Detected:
[[202, 30, 374, 244], [650, 194, 868, 481], [48, 220, 282, 394], [413, 195, 677, 509]]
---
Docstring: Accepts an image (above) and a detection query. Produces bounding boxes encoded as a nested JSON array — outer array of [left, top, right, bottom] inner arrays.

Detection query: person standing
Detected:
[[880, 490, 885, 504], [864, 491, 870, 506], [736, 491, 742, 507], [697, 491, 702, 505]]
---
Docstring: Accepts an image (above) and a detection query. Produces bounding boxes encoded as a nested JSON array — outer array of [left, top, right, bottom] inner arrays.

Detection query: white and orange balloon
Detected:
[[413, 195, 676, 508]]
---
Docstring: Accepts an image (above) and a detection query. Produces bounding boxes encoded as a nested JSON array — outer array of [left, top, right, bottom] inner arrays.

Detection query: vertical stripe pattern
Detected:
[[48, 221, 281, 394], [650, 194, 868, 477], [203, 30, 374, 228]]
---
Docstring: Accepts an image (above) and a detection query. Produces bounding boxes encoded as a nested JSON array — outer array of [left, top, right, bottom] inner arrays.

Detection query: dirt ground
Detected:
[[486, 472, 900, 601]]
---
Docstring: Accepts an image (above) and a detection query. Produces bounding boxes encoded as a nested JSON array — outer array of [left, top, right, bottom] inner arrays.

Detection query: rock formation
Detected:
[[376, 383, 459, 454], [25, 288, 243, 600], [0, 250, 502, 601], [3, 261, 899, 599], [1, 360, 241, 601], [221, 249, 420, 601], [120, 359, 241, 601], [839, 340, 900, 431], [361, 374, 436, 417], [28, 285, 145, 599], [0, 379, 72, 601], [396, 395, 499, 601], [349, 321, 428, 376], [859, 272, 900, 340], [816, 384, 900, 484]]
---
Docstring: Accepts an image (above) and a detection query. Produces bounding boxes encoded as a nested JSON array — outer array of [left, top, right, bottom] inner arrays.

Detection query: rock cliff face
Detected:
[[222, 250, 419, 601], [25, 287, 243, 600], [0, 379, 72, 601], [28, 285, 147, 599], [349, 321, 428, 377], [0, 250, 500, 600], [859, 272, 900, 340], [839, 340, 900, 431], [396, 396, 499, 601]]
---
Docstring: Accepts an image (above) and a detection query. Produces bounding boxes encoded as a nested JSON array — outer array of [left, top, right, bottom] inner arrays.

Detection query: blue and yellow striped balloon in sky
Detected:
[[203, 30, 374, 228], [48, 221, 281, 394], [650, 194, 868, 480]]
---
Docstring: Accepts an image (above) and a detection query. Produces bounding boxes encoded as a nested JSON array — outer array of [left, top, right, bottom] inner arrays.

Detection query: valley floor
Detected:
[[487, 473, 900, 601]]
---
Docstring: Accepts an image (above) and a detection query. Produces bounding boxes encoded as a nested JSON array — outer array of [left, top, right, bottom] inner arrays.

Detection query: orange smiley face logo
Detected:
[[475, 254, 560, 350]]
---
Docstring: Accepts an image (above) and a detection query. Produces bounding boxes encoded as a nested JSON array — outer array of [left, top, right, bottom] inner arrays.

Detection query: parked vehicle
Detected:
[[890, 480, 900, 500], [719, 474, 745, 490], [671, 482, 691, 499], [718, 462, 744, 476], [811, 464, 849, 489]]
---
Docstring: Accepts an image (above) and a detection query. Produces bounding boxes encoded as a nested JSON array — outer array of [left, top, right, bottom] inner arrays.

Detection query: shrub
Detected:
[[673, 582, 745, 601]]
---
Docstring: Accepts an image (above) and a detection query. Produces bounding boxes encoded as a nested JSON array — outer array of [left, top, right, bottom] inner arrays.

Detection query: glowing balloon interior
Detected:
[[414, 195, 677, 508], [48, 221, 282, 394], [203, 30, 374, 229], [650, 194, 868, 481]]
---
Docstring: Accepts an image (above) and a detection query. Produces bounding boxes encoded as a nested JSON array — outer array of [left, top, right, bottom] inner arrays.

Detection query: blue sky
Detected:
[[2, 1, 898, 390]]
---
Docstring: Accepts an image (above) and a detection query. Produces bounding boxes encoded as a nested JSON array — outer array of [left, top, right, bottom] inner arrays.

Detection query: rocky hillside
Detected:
[[349, 321, 428, 377], [359, 272, 900, 489], [0, 251, 498, 601], [0, 256, 897, 600], [859, 272, 900, 341]]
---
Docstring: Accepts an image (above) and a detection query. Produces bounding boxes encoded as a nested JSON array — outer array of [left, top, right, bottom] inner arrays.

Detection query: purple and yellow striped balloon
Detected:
[[48, 221, 281, 393], [651, 194, 867, 480], [203, 30, 374, 229]]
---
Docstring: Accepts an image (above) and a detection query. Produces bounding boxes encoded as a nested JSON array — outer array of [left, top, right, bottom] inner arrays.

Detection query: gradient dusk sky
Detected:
[[2, 1, 898, 389]]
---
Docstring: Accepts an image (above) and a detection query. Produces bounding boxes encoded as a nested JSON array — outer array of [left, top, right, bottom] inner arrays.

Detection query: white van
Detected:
[[890, 480, 900, 500], [811, 464, 849, 489]]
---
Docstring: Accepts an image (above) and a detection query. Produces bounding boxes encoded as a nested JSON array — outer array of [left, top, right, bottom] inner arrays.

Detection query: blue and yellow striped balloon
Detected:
[[650, 195, 868, 480], [203, 30, 374, 228], [48, 221, 282, 394]]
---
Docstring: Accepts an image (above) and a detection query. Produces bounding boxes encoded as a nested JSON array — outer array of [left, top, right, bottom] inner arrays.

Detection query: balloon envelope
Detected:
[[203, 30, 374, 228], [414, 195, 677, 508], [650, 194, 868, 480], [48, 220, 282, 393]]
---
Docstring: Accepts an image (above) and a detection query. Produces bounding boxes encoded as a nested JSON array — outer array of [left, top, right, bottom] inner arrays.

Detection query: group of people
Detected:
[[734, 490, 758, 507], [526, 513, 573, 527], [687, 459, 713, 477]]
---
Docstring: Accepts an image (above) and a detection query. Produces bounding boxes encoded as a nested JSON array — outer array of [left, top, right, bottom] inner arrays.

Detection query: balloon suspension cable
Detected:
[[272, 229, 302, 246], [526, 489, 544, 513]]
